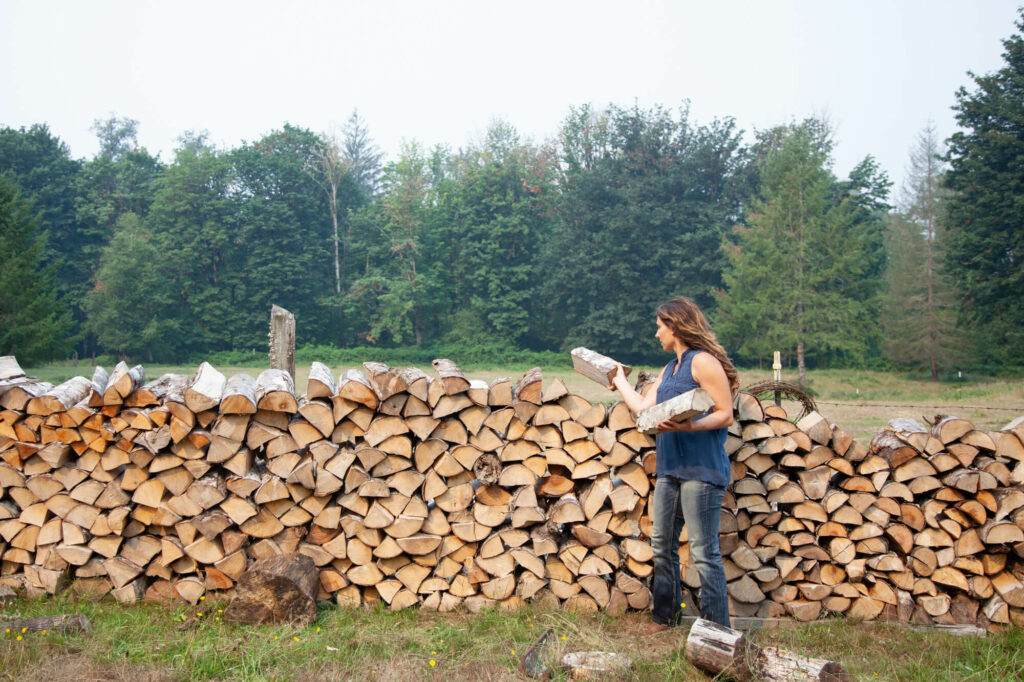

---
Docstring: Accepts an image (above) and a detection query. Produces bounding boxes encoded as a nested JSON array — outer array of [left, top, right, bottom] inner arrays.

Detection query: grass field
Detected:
[[25, 361, 1024, 443], [1, 595, 1022, 681]]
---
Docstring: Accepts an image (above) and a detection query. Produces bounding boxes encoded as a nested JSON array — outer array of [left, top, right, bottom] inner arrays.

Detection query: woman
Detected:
[[609, 297, 738, 633]]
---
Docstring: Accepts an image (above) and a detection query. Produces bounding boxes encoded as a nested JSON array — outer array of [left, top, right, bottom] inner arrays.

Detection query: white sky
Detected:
[[1, 0, 1020, 196]]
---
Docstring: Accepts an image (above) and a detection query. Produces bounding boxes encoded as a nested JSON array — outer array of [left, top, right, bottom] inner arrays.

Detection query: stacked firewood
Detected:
[[0, 354, 1022, 629]]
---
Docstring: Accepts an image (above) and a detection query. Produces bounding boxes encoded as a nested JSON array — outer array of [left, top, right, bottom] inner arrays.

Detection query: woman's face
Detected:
[[655, 316, 677, 351]]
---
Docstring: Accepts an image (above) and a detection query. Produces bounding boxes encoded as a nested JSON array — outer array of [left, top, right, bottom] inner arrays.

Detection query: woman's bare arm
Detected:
[[610, 363, 662, 414]]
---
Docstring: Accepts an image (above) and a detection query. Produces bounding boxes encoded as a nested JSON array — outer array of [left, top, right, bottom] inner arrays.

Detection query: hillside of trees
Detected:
[[2, 13, 1023, 375]]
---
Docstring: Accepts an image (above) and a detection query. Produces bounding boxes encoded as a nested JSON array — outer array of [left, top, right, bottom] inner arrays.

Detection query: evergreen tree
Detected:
[[883, 124, 961, 378], [943, 9, 1024, 366], [342, 109, 384, 197], [0, 125, 86, 341], [715, 120, 884, 384], [0, 175, 73, 364]]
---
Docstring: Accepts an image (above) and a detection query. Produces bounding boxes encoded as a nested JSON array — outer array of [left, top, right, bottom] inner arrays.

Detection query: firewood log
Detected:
[[255, 369, 297, 413], [338, 369, 379, 410], [431, 359, 470, 395], [362, 362, 406, 401], [515, 367, 543, 405], [305, 361, 336, 400], [634, 388, 713, 435], [26, 377, 92, 416], [570, 347, 631, 387]]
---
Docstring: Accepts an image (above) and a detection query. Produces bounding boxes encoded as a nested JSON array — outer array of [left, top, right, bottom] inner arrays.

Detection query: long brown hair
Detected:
[[657, 297, 739, 393]]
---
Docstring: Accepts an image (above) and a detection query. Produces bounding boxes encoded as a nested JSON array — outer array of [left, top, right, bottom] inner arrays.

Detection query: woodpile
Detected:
[[0, 354, 1022, 630]]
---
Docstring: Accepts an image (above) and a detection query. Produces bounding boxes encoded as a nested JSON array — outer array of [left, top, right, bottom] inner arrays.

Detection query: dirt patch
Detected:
[[3, 652, 176, 682]]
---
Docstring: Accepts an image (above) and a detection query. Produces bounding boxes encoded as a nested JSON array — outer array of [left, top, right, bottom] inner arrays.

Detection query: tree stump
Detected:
[[224, 553, 318, 625]]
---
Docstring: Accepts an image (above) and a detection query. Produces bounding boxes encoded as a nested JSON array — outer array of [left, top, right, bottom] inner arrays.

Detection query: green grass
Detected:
[[2, 595, 1022, 680]]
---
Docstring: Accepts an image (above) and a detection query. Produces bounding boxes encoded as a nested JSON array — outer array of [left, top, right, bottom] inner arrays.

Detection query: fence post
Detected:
[[269, 304, 296, 381]]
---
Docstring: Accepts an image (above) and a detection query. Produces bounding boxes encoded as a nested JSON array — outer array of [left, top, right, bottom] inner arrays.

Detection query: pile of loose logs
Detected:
[[0, 355, 1022, 630]]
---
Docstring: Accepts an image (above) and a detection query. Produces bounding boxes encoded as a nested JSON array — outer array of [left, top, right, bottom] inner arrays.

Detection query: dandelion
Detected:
[[293, 637, 299, 642], [21, 628, 26, 633], [41, 630, 47, 635], [215, 617, 220, 622], [511, 649, 516, 655], [432, 651, 437, 655], [561, 635, 566, 641], [274, 636, 279, 640], [16, 636, 22, 641], [316, 627, 321, 632], [197, 613, 203, 617], [429, 659, 436, 667], [200, 596, 205, 601], [218, 609, 223, 613]]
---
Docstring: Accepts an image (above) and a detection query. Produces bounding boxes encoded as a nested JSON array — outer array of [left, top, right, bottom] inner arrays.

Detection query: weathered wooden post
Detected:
[[772, 350, 782, 406], [269, 304, 295, 381]]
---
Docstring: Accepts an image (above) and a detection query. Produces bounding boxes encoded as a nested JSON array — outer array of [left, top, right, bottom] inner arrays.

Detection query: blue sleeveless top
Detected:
[[654, 349, 730, 487]]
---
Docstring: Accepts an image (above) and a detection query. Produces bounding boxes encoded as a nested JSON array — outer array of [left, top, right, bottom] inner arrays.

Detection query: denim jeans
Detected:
[[649, 476, 730, 627]]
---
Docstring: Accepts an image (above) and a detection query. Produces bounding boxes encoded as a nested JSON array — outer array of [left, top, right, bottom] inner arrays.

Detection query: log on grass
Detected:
[[0, 613, 91, 634], [684, 618, 754, 682], [224, 553, 318, 625]]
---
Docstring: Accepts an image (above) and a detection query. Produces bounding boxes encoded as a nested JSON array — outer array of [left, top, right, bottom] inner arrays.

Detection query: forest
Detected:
[[2, 13, 1022, 377]]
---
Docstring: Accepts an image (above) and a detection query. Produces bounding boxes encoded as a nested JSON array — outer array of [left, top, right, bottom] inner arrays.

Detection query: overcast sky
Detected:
[[2, 0, 1020, 198]]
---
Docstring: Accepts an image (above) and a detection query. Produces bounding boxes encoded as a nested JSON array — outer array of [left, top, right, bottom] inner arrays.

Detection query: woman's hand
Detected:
[[657, 418, 692, 432], [608, 363, 627, 391]]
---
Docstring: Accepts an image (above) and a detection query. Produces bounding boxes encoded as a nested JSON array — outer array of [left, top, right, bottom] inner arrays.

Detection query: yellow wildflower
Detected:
[[429, 659, 436, 667]]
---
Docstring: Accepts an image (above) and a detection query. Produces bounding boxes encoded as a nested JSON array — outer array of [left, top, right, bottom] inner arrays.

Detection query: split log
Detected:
[[255, 369, 297, 413], [570, 347, 631, 386], [223, 553, 318, 625], [635, 388, 714, 435], [186, 363, 226, 413], [307, 361, 336, 399], [431, 359, 470, 395], [26, 377, 92, 416], [219, 374, 257, 414], [362, 362, 407, 401]]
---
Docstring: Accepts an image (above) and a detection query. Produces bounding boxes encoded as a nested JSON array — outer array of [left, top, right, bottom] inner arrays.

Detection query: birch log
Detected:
[[571, 347, 631, 386], [635, 388, 714, 435]]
